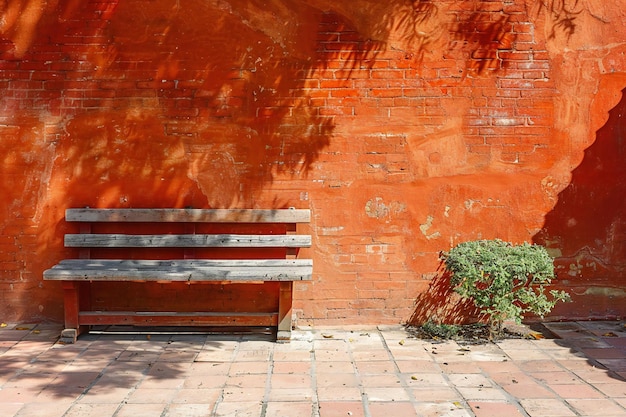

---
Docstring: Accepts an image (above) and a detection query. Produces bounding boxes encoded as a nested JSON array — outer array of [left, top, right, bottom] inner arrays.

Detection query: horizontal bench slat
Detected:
[[79, 311, 278, 327], [66, 208, 311, 223], [44, 259, 313, 281], [65, 234, 312, 248]]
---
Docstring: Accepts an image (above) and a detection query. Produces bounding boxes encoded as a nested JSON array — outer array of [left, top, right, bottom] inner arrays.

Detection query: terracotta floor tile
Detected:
[[413, 401, 473, 417], [187, 362, 230, 376], [455, 386, 509, 401], [272, 350, 312, 362], [519, 398, 577, 417], [316, 386, 363, 401], [314, 349, 352, 362], [33, 387, 82, 403], [468, 401, 526, 417], [318, 401, 365, 417], [360, 374, 402, 387], [501, 380, 556, 399], [138, 375, 185, 389], [63, 403, 121, 417], [315, 361, 356, 373], [351, 350, 389, 362], [412, 387, 463, 402], [517, 359, 566, 373], [115, 403, 167, 417], [270, 372, 311, 389], [170, 388, 222, 404], [233, 349, 271, 362], [439, 361, 484, 374], [272, 360, 312, 374], [549, 383, 606, 398], [565, 398, 626, 416], [0, 403, 24, 417], [447, 373, 493, 388], [267, 387, 314, 401], [531, 371, 582, 385], [183, 374, 228, 389], [220, 387, 266, 402], [395, 360, 441, 374], [164, 403, 214, 417], [0, 387, 42, 403], [265, 401, 314, 417], [316, 373, 359, 388], [573, 367, 624, 384], [126, 387, 178, 404], [77, 386, 131, 404], [362, 387, 411, 402], [368, 401, 420, 416], [226, 373, 269, 388], [594, 382, 626, 397], [354, 360, 396, 374], [7, 402, 70, 417], [212, 400, 263, 417], [402, 372, 449, 387]]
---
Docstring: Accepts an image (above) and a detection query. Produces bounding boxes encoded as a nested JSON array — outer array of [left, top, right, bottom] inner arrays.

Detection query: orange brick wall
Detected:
[[0, 0, 624, 325]]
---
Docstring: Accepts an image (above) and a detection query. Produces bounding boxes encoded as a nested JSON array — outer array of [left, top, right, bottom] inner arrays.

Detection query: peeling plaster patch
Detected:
[[444, 205, 451, 217], [419, 215, 441, 240], [581, 287, 626, 298], [320, 226, 344, 235], [364, 197, 406, 222], [567, 260, 598, 276], [464, 199, 477, 210]]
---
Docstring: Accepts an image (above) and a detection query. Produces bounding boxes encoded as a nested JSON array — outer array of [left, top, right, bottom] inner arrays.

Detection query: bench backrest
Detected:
[[64, 208, 311, 257]]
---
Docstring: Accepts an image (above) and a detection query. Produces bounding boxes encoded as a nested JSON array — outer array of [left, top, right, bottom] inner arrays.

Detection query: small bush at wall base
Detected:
[[420, 320, 461, 339], [440, 239, 571, 340]]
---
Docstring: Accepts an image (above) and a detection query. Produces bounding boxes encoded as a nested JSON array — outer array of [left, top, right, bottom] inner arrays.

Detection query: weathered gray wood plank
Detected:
[[64, 234, 312, 248], [78, 311, 278, 326], [43, 259, 313, 281], [66, 208, 311, 223]]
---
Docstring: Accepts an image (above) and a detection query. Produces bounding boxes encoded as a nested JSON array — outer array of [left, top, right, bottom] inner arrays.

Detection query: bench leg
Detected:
[[277, 281, 293, 342], [60, 282, 88, 343]]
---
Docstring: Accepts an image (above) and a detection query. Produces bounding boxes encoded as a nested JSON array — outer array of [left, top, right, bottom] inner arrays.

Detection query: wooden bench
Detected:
[[43, 208, 312, 343]]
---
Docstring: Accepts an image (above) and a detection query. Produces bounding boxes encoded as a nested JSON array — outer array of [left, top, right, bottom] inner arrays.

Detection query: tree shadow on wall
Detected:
[[534, 87, 626, 299], [313, 0, 581, 79], [529, 0, 583, 40], [1, 0, 337, 213]]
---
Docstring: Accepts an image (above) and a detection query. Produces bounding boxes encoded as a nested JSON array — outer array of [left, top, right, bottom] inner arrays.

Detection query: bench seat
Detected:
[[44, 259, 313, 281]]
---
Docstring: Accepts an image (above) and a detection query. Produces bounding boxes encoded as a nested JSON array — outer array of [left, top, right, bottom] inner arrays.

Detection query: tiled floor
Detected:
[[0, 321, 624, 417]]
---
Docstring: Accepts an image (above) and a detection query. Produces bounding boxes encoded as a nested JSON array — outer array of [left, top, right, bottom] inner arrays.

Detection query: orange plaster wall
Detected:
[[0, 0, 625, 325]]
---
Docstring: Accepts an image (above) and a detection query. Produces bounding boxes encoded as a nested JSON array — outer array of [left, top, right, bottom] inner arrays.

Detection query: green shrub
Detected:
[[421, 320, 461, 339], [441, 239, 571, 339]]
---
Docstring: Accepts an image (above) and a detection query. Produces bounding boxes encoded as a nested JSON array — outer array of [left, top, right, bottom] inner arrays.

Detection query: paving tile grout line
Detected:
[[376, 327, 426, 412], [259, 347, 274, 417], [309, 345, 321, 417], [347, 336, 372, 417]]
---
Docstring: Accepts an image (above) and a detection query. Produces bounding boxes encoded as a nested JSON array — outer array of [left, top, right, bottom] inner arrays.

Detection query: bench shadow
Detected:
[[1, 324, 275, 400]]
